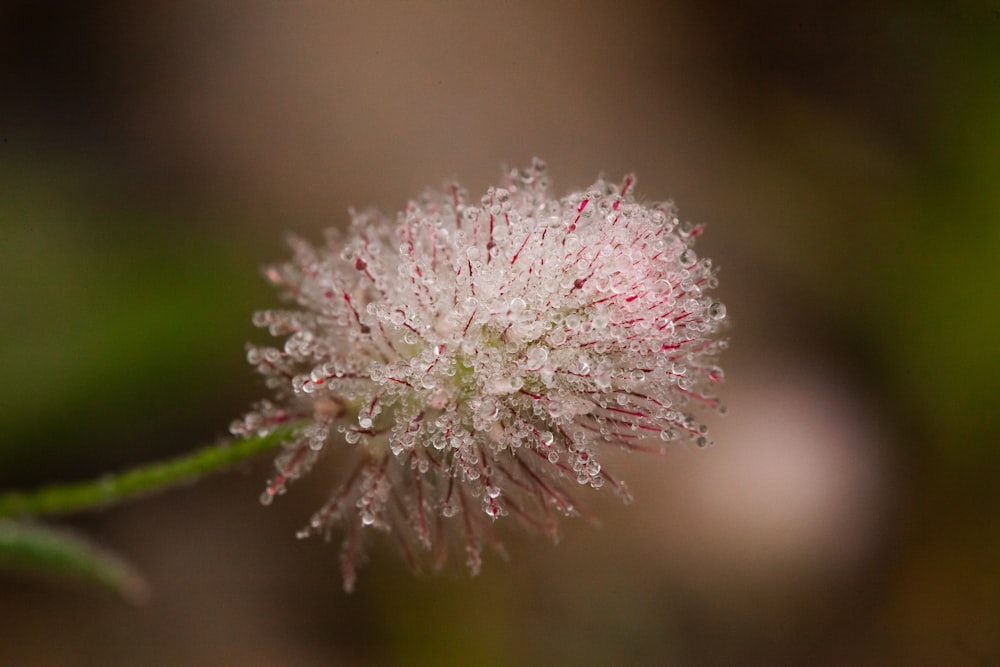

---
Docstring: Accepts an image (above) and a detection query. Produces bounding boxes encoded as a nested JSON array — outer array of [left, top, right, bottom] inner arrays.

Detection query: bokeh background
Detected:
[[2, 2, 999, 665]]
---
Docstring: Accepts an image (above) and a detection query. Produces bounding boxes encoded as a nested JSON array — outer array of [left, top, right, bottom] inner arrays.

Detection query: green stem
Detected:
[[0, 426, 297, 519]]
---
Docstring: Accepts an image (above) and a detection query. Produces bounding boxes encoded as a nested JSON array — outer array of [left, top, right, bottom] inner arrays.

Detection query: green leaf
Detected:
[[0, 520, 148, 603]]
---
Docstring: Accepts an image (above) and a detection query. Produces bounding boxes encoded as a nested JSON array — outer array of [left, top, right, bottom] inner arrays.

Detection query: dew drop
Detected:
[[524, 346, 549, 371], [476, 399, 499, 421], [708, 302, 727, 320]]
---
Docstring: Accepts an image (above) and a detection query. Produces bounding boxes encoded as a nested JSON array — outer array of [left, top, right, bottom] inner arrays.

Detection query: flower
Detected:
[[230, 158, 727, 591]]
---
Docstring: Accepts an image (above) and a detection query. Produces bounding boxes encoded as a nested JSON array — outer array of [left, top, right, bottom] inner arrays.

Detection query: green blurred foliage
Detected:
[[742, 2, 1000, 472], [871, 6, 1000, 469], [0, 155, 266, 480]]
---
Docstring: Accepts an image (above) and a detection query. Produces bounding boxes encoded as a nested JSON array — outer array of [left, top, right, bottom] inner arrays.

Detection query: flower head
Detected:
[[230, 159, 727, 590]]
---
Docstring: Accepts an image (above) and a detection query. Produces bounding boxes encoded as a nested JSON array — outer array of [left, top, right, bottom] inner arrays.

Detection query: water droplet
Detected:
[[524, 346, 549, 371], [483, 499, 501, 518], [708, 302, 726, 320], [476, 399, 499, 421]]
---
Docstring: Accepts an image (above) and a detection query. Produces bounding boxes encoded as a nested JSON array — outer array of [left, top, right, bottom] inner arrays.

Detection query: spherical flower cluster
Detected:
[[230, 159, 727, 591]]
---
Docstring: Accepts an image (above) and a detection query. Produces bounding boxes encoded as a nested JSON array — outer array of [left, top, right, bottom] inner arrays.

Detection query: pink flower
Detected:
[[230, 159, 727, 591]]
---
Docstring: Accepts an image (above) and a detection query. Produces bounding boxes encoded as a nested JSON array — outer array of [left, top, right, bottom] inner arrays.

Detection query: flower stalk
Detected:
[[0, 426, 296, 519]]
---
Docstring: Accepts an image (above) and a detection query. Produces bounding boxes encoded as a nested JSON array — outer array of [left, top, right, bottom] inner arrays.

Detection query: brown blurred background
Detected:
[[2, 2, 999, 665]]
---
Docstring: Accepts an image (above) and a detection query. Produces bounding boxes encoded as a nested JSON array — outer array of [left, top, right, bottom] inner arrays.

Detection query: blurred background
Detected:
[[1, 1, 998, 665]]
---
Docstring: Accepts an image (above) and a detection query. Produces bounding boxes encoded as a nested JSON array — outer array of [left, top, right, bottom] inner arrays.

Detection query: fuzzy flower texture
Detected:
[[230, 159, 727, 591]]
